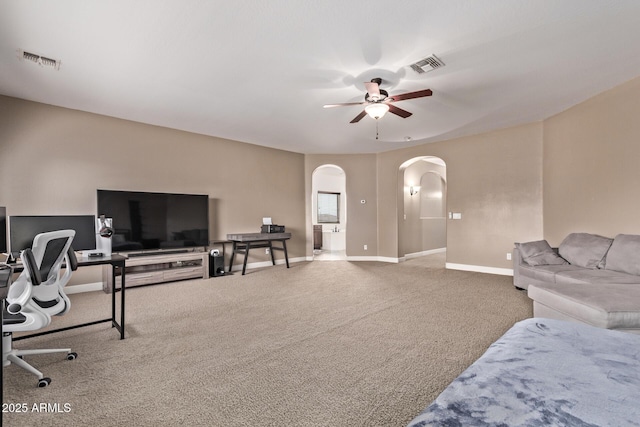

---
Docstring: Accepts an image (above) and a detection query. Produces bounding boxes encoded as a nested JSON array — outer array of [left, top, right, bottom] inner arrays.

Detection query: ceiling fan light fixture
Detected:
[[365, 103, 389, 120]]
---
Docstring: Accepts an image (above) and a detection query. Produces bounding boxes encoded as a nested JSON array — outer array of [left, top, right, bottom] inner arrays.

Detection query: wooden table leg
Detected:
[[282, 240, 290, 268], [242, 242, 251, 275], [268, 241, 275, 265], [229, 241, 237, 273]]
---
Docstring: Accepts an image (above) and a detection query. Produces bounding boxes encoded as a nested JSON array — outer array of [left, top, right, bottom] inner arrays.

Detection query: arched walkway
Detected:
[[398, 156, 447, 261], [311, 164, 347, 261]]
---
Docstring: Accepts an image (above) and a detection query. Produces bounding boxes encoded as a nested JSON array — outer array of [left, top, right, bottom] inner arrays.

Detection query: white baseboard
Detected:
[[66, 257, 309, 293], [66, 259, 513, 294], [65, 282, 103, 294], [348, 249, 446, 264], [346, 256, 400, 263], [446, 263, 514, 276], [403, 248, 446, 261], [230, 256, 306, 273]]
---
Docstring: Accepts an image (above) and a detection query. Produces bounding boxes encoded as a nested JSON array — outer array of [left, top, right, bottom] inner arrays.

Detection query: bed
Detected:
[[407, 318, 640, 426]]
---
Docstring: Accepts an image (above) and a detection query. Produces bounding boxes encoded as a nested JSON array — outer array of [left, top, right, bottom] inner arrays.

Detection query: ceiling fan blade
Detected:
[[323, 102, 366, 108], [350, 110, 367, 123], [364, 81, 380, 98], [388, 104, 413, 118], [388, 89, 433, 102]]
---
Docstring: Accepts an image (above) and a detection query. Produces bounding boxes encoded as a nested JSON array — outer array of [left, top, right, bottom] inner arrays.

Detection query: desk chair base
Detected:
[[3, 333, 77, 387]]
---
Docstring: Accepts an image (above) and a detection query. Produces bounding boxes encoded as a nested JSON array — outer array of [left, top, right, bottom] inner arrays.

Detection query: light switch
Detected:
[[452, 212, 462, 220]]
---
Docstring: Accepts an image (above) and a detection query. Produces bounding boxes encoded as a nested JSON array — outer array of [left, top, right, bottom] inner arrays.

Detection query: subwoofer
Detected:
[[209, 254, 225, 277]]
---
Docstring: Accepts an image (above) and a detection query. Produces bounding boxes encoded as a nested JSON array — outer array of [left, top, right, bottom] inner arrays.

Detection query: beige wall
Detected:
[[543, 76, 640, 245], [0, 96, 306, 284], [4, 73, 638, 279], [0, 96, 544, 278], [377, 122, 544, 270]]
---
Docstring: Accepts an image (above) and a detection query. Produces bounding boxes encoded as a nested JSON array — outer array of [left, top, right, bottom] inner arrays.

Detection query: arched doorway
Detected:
[[311, 165, 347, 261], [398, 156, 447, 262]]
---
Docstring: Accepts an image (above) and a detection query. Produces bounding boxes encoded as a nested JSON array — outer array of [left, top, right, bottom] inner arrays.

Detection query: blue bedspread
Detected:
[[408, 318, 640, 426]]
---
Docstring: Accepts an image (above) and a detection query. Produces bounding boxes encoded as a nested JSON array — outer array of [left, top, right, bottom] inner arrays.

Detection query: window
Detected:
[[317, 191, 340, 223]]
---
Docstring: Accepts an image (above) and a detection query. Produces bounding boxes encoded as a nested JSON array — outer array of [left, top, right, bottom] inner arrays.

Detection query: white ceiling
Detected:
[[2, 1, 640, 154]]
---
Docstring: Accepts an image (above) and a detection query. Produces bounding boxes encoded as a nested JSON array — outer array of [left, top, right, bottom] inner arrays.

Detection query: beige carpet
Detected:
[[3, 254, 532, 426]]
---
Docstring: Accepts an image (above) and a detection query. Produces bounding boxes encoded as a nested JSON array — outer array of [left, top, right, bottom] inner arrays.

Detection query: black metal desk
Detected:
[[12, 254, 127, 340], [227, 233, 291, 275]]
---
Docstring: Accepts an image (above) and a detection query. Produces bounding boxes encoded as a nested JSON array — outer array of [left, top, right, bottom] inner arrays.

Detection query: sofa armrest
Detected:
[[513, 246, 561, 290], [513, 248, 524, 289]]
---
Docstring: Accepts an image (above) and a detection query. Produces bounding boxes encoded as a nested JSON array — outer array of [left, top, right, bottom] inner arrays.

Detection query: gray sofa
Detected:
[[513, 233, 640, 333], [513, 233, 640, 290]]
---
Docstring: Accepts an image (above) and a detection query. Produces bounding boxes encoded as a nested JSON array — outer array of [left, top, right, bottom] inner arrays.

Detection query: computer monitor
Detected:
[[9, 215, 96, 256], [0, 207, 7, 254]]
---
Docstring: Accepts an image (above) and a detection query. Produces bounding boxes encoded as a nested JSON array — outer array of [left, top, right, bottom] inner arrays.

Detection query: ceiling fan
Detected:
[[323, 78, 433, 123]]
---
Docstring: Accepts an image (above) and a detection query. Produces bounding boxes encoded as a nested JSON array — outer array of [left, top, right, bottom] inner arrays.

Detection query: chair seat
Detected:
[[2, 310, 27, 325], [34, 296, 63, 309], [3, 229, 78, 387]]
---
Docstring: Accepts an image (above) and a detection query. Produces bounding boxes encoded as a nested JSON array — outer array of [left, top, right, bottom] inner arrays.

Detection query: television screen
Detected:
[[0, 207, 7, 253], [97, 190, 209, 252], [9, 215, 96, 254]]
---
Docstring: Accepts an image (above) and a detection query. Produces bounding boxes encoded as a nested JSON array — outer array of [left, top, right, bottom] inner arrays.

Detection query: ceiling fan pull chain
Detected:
[[376, 119, 379, 140]]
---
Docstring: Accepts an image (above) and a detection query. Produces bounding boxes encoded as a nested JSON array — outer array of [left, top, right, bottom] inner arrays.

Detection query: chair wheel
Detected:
[[66, 352, 78, 360], [38, 377, 51, 388]]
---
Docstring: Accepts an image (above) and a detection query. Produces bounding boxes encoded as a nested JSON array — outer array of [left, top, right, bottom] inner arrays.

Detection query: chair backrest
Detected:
[[18, 230, 76, 316], [30, 230, 76, 284]]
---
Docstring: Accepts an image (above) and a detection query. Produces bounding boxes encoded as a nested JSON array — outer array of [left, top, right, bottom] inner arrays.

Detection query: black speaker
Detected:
[[209, 254, 225, 277]]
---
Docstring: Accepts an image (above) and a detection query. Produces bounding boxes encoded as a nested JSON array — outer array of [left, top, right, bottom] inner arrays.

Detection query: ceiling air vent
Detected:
[[17, 49, 61, 70], [409, 55, 444, 74]]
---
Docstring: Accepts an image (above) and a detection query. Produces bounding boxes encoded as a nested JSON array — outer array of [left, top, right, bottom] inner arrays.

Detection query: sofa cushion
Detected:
[[555, 269, 640, 285], [518, 263, 585, 284], [516, 240, 567, 266], [528, 283, 640, 330], [605, 234, 640, 276], [558, 233, 613, 269]]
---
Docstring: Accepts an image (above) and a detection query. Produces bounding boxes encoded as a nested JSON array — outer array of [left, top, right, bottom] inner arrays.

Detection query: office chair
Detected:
[[2, 230, 79, 387]]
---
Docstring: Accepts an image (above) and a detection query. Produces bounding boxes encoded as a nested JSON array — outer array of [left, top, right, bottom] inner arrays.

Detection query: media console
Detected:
[[102, 250, 208, 292]]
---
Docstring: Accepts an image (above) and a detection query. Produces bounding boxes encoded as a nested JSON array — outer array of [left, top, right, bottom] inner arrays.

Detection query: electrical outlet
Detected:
[[506, 252, 512, 261], [265, 248, 270, 255], [364, 244, 368, 250]]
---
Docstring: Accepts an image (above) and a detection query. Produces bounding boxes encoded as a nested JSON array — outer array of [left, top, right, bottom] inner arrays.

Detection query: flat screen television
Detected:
[[97, 189, 209, 253], [0, 207, 7, 253], [9, 215, 97, 255]]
